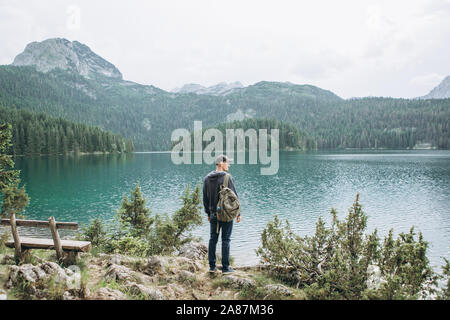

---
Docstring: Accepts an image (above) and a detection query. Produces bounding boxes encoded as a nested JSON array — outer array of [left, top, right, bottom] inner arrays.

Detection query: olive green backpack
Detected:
[[216, 173, 241, 233]]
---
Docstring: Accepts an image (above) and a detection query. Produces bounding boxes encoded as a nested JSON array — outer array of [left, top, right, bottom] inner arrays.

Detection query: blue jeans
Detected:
[[208, 214, 233, 271]]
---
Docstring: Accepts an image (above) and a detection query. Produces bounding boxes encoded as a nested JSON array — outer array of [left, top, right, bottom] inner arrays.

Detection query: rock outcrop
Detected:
[[172, 82, 244, 96], [12, 38, 123, 80], [95, 287, 127, 300], [6, 262, 69, 288], [126, 282, 165, 300], [263, 284, 292, 297], [178, 242, 208, 260], [0, 245, 302, 300], [223, 275, 256, 289], [5, 261, 82, 299], [104, 263, 136, 282], [419, 75, 450, 99]]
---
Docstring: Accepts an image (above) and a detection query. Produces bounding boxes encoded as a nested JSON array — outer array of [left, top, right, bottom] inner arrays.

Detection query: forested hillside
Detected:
[[0, 107, 132, 155], [0, 65, 448, 151], [175, 118, 317, 151], [307, 98, 450, 149]]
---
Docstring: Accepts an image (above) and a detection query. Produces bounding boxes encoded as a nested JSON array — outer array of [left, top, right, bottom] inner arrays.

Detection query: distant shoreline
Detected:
[[10, 151, 129, 157], [10, 148, 448, 157]]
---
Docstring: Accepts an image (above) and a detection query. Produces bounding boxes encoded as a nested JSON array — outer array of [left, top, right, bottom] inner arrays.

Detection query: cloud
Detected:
[[362, 5, 398, 59], [408, 73, 447, 97], [290, 51, 354, 80], [410, 73, 445, 87], [421, 0, 450, 17], [0, 0, 449, 98]]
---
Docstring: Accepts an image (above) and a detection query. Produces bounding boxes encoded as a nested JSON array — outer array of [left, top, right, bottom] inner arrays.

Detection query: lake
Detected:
[[6, 150, 450, 270]]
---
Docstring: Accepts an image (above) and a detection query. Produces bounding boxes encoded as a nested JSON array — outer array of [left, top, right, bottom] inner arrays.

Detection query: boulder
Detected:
[[366, 265, 387, 290], [40, 262, 68, 283], [168, 283, 185, 295], [107, 254, 143, 267], [1, 254, 15, 265], [263, 284, 292, 297], [6, 262, 68, 289], [178, 242, 207, 260], [104, 264, 135, 282], [96, 287, 127, 300], [176, 257, 202, 272], [178, 270, 196, 282], [141, 256, 165, 275], [223, 275, 256, 289], [62, 291, 76, 300], [127, 282, 165, 300]]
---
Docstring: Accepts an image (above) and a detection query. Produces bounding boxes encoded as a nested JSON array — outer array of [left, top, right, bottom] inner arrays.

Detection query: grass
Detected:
[[6, 272, 67, 300], [95, 278, 147, 300], [87, 246, 104, 257], [0, 264, 8, 286], [157, 276, 170, 285], [0, 231, 9, 254], [211, 276, 232, 289]]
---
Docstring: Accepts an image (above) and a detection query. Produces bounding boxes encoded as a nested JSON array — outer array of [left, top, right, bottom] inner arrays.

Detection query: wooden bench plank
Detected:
[[1, 219, 78, 230], [5, 237, 91, 252]]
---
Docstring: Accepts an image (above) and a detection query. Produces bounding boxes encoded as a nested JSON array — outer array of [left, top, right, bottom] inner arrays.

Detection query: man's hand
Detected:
[[236, 215, 241, 223], [208, 216, 210, 222]]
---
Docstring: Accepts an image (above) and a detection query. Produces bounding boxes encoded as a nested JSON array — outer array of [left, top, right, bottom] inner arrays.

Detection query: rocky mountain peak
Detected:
[[172, 81, 244, 96], [12, 38, 122, 80], [419, 75, 450, 99]]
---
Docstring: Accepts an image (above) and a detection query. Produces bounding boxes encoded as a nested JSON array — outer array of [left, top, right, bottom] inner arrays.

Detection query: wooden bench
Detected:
[[1, 216, 91, 265]]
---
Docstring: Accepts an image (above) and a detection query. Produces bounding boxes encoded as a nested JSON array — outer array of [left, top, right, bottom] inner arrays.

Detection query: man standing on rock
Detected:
[[202, 154, 241, 274]]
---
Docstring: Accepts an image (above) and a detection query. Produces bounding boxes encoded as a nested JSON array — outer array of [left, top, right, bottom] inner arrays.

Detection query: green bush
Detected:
[[117, 182, 154, 237], [147, 183, 202, 255], [257, 193, 439, 300], [0, 231, 9, 253], [0, 123, 29, 219], [437, 259, 450, 300], [108, 234, 152, 257], [91, 182, 203, 257], [368, 228, 438, 299], [80, 217, 108, 248]]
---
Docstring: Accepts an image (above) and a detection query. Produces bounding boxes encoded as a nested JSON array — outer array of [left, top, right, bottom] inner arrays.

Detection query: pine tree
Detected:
[[0, 123, 29, 216], [117, 182, 153, 237], [126, 138, 134, 153], [0, 123, 29, 261]]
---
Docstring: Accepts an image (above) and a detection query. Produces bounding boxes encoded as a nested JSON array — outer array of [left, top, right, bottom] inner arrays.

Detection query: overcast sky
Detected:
[[1, 0, 449, 98]]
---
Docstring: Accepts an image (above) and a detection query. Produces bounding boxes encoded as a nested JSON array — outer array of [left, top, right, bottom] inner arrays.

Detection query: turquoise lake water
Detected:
[[8, 150, 450, 269]]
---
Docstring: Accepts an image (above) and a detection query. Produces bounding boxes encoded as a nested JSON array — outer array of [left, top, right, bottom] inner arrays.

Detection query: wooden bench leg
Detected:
[[63, 251, 79, 266], [49, 216, 63, 262], [10, 212, 22, 263]]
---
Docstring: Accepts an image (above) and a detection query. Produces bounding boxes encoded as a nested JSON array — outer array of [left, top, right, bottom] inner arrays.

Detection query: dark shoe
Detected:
[[222, 267, 235, 274], [209, 267, 217, 274]]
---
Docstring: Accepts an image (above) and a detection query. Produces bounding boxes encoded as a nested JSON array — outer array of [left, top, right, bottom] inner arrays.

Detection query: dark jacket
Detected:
[[202, 170, 239, 217]]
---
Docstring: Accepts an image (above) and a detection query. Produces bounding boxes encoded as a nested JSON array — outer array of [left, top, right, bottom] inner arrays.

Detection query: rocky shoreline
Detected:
[[0, 242, 300, 300]]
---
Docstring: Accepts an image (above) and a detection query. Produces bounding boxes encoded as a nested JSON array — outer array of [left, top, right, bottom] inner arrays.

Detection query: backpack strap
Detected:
[[223, 173, 230, 189]]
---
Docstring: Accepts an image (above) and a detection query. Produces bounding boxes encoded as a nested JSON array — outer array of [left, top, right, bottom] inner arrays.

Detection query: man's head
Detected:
[[215, 154, 233, 171]]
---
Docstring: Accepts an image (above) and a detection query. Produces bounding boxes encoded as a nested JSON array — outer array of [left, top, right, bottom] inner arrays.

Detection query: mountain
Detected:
[[419, 76, 450, 99], [172, 81, 244, 96], [0, 38, 449, 151], [12, 38, 122, 80]]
